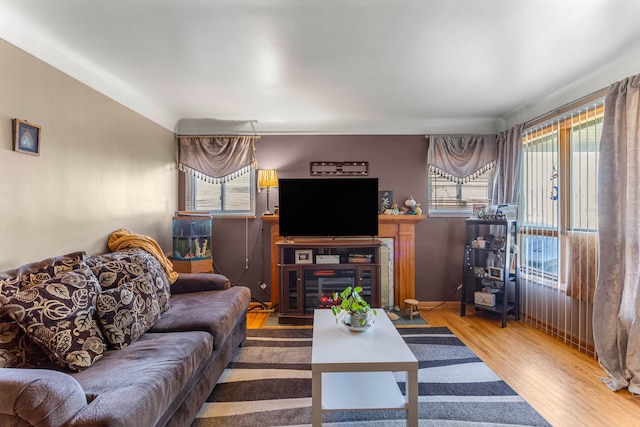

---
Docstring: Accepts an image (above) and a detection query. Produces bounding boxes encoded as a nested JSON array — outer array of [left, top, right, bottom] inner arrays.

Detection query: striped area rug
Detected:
[[191, 327, 550, 426]]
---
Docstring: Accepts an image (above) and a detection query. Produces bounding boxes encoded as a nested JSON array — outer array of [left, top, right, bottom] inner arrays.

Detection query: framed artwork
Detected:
[[294, 249, 313, 264], [488, 267, 504, 281], [379, 190, 393, 213], [472, 204, 486, 218], [13, 119, 41, 156], [310, 161, 368, 176]]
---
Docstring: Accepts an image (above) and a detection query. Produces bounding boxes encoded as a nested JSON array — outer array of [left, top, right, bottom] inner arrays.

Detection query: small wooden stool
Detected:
[[404, 298, 419, 320]]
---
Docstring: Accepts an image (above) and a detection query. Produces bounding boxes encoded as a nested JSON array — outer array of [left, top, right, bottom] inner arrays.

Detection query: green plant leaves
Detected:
[[331, 286, 371, 316]]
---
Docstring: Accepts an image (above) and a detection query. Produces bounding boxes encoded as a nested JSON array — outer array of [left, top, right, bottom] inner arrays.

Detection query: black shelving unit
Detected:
[[460, 219, 520, 327]]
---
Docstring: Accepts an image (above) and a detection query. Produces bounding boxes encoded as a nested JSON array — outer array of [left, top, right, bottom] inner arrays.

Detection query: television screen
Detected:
[[278, 178, 379, 238]]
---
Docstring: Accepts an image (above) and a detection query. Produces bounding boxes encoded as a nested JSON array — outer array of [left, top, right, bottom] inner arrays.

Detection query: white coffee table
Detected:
[[311, 309, 418, 426]]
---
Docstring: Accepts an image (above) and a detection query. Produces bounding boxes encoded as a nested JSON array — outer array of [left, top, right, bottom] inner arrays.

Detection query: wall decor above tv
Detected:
[[278, 178, 379, 238], [309, 161, 368, 176]]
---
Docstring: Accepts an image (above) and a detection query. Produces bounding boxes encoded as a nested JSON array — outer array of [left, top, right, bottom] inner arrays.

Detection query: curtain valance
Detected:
[[178, 135, 259, 183], [427, 134, 497, 184]]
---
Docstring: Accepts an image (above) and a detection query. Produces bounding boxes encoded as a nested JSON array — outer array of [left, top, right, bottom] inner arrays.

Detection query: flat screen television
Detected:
[[278, 178, 379, 238]]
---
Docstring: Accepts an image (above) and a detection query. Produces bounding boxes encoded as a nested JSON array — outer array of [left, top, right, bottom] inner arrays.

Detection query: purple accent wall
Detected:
[[210, 135, 466, 305]]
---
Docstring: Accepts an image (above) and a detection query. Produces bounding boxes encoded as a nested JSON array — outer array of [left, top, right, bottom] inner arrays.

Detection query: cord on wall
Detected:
[[245, 216, 249, 270]]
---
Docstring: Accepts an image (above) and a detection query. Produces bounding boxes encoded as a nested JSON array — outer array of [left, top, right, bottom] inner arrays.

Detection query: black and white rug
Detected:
[[191, 328, 550, 426]]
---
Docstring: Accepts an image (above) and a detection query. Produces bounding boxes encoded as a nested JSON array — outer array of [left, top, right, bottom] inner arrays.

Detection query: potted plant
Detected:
[[331, 286, 377, 327]]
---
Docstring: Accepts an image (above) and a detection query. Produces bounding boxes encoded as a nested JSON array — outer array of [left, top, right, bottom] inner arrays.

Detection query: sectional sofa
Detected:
[[0, 248, 250, 427]]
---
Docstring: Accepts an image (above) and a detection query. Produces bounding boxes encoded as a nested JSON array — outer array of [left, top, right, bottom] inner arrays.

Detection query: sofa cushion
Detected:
[[1, 263, 107, 371], [0, 252, 88, 369], [86, 249, 171, 314], [95, 277, 162, 349], [68, 331, 213, 427], [0, 368, 89, 427], [149, 286, 250, 350]]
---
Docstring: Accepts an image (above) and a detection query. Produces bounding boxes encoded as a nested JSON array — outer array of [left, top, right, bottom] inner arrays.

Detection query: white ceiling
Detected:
[[1, 0, 640, 135]]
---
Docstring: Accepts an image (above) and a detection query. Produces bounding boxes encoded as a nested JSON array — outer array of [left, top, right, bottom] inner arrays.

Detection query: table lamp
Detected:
[[258, 169, 278, 215]]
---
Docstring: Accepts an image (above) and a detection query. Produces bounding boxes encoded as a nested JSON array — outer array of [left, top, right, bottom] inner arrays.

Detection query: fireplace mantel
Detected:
[[261, 215, 425, 309]]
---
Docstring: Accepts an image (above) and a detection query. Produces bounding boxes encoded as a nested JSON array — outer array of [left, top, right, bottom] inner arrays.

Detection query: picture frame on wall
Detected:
[[13, 119, 41, 156], [294, 249, 313, 264]]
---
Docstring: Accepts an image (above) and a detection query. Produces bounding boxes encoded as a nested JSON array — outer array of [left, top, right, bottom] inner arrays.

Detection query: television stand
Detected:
[[276, 239, 382, 325]]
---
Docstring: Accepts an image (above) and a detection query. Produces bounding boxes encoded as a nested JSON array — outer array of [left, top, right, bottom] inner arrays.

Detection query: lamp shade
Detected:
[[258, 169, 278, 188]]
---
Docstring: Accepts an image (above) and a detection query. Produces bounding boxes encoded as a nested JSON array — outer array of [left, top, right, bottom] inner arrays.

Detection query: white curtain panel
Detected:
[[593, 73, 640, 393]]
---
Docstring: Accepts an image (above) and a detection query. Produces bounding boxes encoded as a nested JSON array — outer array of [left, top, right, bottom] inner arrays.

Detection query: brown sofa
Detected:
[[0, 249, 251, 427]]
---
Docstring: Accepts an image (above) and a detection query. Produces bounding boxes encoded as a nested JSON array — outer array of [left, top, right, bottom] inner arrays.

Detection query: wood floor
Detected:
[[246, 306, 640, 427]]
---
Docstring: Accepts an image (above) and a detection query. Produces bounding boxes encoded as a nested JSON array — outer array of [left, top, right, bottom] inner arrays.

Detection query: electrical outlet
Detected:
[[260, 282, 267, 290]]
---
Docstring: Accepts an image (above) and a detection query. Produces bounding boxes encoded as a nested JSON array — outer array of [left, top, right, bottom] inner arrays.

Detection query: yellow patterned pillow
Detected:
[[2, 263, 107, 371]]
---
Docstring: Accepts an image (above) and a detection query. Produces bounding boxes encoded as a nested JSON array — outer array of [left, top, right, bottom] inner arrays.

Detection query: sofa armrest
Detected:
[[170, 272, 231, 294], [0, 368, 87, 427]]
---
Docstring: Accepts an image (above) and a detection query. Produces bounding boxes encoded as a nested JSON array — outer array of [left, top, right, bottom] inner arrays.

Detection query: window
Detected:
[[184, 170, 256, 217], [520, 103, 603, 285], [570, 119, 602, 230], [428, 169, 494, 216]]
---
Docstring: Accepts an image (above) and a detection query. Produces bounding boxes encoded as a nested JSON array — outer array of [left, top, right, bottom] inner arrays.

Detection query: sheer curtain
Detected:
[[178, 135, 259, 182], [593, 73, 640, 393]]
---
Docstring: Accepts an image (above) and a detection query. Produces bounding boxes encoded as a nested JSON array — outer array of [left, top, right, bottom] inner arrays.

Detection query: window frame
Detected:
[[520, 104, 604, 285], [183, 169, 257, 218], [427, 168, 495, 217]]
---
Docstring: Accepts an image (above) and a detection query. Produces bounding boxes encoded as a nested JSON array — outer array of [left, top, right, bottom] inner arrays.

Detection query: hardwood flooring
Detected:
[[246, 306, 640, 427]]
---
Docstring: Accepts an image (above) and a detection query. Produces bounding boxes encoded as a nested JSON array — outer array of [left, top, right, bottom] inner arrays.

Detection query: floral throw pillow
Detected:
[[0, 251, 87, 294], [0, 314, 50, 368], [0, 251, 88, 369], [95, 276, 162, 349], [1, 263, 107, 371], [87, 249, 171, 313]]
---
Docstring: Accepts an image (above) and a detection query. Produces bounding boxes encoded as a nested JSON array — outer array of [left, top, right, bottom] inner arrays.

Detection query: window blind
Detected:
[[520, 100, 603, 357]]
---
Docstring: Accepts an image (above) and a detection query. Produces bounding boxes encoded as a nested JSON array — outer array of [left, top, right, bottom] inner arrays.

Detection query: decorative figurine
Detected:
[[405, 196, 417, 209]]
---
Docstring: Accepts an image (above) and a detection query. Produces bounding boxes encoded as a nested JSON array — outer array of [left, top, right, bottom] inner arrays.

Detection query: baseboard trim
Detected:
[[418, 301, 459, 310]]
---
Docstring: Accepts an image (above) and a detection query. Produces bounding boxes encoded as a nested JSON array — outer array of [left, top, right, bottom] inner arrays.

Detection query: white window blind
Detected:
[[520, 100, 603, 356]]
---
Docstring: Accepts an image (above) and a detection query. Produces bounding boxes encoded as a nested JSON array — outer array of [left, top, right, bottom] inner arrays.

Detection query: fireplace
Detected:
[[262, 214, 424, 310]]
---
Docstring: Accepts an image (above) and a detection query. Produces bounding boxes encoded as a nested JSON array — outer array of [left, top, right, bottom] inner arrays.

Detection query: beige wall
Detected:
[[0, 39, 177, 271]]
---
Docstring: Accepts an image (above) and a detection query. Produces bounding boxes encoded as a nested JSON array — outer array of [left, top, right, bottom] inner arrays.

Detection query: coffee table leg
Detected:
[[406, 369, 418, 427], [312, 370, 322, 426]]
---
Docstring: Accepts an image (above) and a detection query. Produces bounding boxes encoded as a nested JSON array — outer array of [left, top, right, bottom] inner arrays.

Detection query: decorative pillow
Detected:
[[0, 252, 87, 295], [95, 276, 161, 349], [87, 249, 171, 313], [2, 263, 106, 371], [0, 314, 50, 368], [0, 252, 88, 369], [86, 251, 143, 289]]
